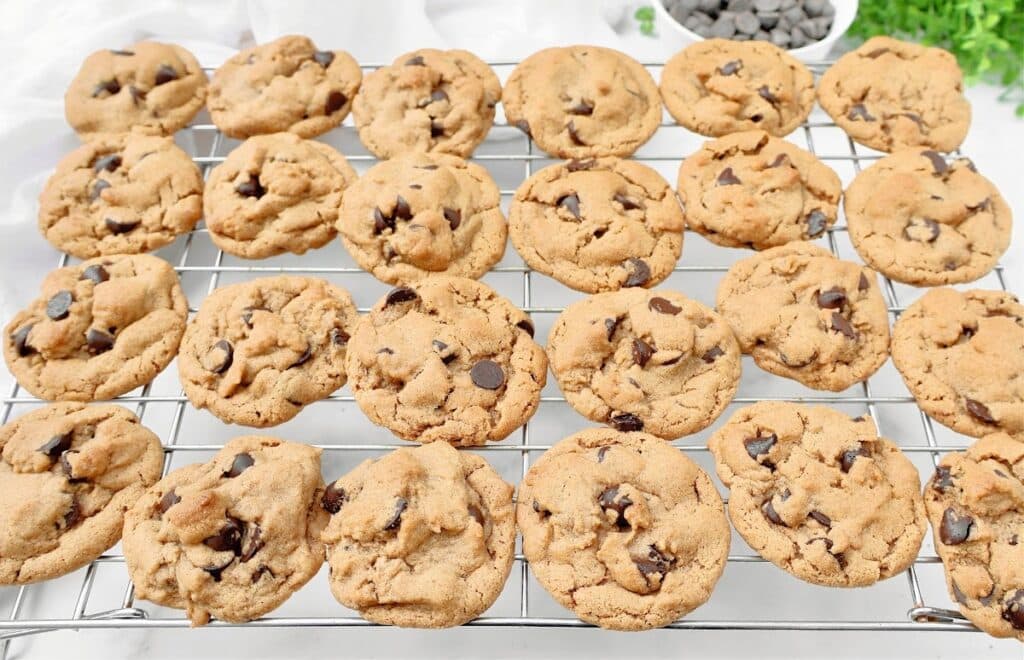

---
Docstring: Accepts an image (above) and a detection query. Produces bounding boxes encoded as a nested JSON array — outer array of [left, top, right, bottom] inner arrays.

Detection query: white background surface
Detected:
[[0, 1, 1020, 658]]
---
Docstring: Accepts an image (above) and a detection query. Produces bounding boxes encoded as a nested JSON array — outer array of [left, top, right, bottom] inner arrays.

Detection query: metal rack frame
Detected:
[[0, 59, 1013, 653]]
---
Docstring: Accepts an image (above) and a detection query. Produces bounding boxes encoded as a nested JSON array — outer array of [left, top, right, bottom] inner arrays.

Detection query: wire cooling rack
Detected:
[[0, 60, 1017, 655]]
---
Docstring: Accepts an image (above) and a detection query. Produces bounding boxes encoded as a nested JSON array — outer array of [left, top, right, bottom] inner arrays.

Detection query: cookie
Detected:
[[844, 150, 1011, 286], [38, 133, 203, 259], [924, 434, 1024, 641], [123, 436, 326, 626], [65, 41, 207, 137], [547, 288, 740, 439], [204, 133, 357, 259], [708, 402, 927, 587], [818, 37, 971, 153], [503, 45, 661, 158], [353, 49, 501, 158], [322, 441, 514, 627], [660, 39, 814, 138], [0, 403, 162, 584], [3, 254, 188, 401], [346, 277, 546, 446], [208, 35, 361, 139], [336, 153, 506, 284], [677, 130, 842, 249], [891, 288, 1024, 439], [508, 157, 684, 293], [716, 242, 890, 391], [517, 428, 729, 630], [178, 276, 358, 428]]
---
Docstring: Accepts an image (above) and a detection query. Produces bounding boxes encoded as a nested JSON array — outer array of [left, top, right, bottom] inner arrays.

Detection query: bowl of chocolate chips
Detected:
[[654, 0, 857, 61]]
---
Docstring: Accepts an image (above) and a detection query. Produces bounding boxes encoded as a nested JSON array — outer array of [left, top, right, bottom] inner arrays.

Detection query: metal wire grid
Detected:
[[0, 59, 1014, 652]]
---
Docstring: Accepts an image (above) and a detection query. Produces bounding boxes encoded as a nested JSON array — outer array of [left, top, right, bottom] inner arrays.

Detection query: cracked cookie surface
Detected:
[[924, 434, 1024, 642], [0, 402, 162, 584], [65, 41, 207, 137], [204, 133, 357, 259], [716, 242, 890, 391], [547, 288, 740, 439], [337, 153, 506, 284], [517, 428, 729, 630], [3, 254, 188, 401], [509, 157, 684, 293], [123, 436, 326, 626], [660, 39, 814, 138], [844, 150, 1011, 286], [345, 276, 546, 446], [678, 131, 841, 250], [322, 441, 514, 627], [353, 48, 500, 158], [39, 133, 203, 259], [208, 35, 361, 139], [178, 276, 357, 428], [891, 288, 1024, 439], [503, 45, 661, 158], [818, 37, 971, 153], [709, 402, 926, 587]]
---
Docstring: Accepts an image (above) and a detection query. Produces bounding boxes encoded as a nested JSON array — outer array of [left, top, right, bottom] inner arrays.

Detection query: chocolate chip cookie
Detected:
[[322, 441, 514, 627], [353, 49, 501, 158], [337, 153, 506, 284], [660, 39, 814, 138], [204, 133, 357, 259], [924, 433, 1024, 641], [709, 402, 927, 587], [716, 242, 890, 391], [517, 428, 729, 630], [503, 45, 661, 158], [3, 254, 188, 401], [508, 157, 684, 293], [208, 35, 361, 139], [0, 402, 162, 585], [123, 436, 326, 626], [891, 288, 1023, 439], [818, 37, 971, 153], [65, 42, 207, 137], [547, 288, 741, 439], [346, 277, 546, 446], [38, 133, 203, 259], [178, 276, 358, 428], [844, 150, 1011, 286], [678, 130, 842, 249]]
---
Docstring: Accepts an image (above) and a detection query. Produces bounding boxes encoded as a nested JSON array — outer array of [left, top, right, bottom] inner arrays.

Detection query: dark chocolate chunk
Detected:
[[597, 446, 610, 463], [743, 433, 776, 461], [635, 545, 675, 581], [604, 317, 620, 341], [223, 452, 254, 478], [209, 339, 233, 374], [159, 488, 180, 515], [443, 207, 461, 230], [858, 273, 870, 291], [516, 318, 535, 337], [154, 64, 178, 85], [716, 167, 742, 186], [330, 328, 350, 346], [93, 154, 122, 173], [648, 297, 681, 315], [632, 338, 654, 367], [557, 193, 581, 219], [806, 209, 827, 238], [816, 287, 846, 309], [568, 100, 594, 115], [566, 120, 585, 145], [613, 193, 642, 211], [717, 60, 742, 75], [808, 510, 831, 527], [46, 290, 74, 321], [384, 498, 407, 530], [240, 524, 264, 562], [321, 481, 347, 513], [762, 499, 784, 525], [85, 328, 114, 353], [932, 466, 954, 493], [92, 79, 121, 97], [430, 120, 445, 138], [921, 150, 948, 174], [1003, 590, 1024, 630], [90, 179, 111, 201], [236, 175, 265, 198], [11, 324, 34, 356], [104, 217, 139, 234], [847, 103, 875, 121], [702, 346, 725, 363], [204, 517, 243, 554], [313, 50, 335, 67], [325, 91, 347, 114], [373, 207, 394, 234], [939, 508, 973, 545], [385, 287, 418, 306], [965, 398, 996, 425], [609, 412, 643, 432], [288, 343, 313, 369], [830, 312, 857, 340], [840, 444, 871, 473], [38, 432, 73, 459], [63, 498, 82, 528], [470, 360, 505, 390], [598, 487, 633, 529], [757, 85, 779, 104], [203, 557, 234, 582], [623, 258, 650, 287], [60, 450, 82, 482]]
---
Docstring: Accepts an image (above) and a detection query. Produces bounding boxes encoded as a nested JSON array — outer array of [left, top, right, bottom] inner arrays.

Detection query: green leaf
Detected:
[[634, 6, 654, 21]]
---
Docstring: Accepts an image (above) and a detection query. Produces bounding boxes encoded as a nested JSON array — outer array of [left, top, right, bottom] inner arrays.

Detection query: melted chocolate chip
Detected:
[[46, 290, 74, 321], [757, 85, 779, 104], [64, 498, 82, 528], [566, 159, 596, 172], [430, 120, 445, 138], [85, 328, 114, 353], [847, 104, 875, 121], [632, 338, 654, 367], [635, 545, 675, 581], [613, 193, 642, 211], [236, 175, 265, 198], [966, 197, 992, 212], [154, 64, 178, 85], [808, 510, 832, 528], [159, 488, 180, 515], [330, 328, 350, 345], [373, 207, 395, 234], [384, 498, 407, 530], [11, 324, 34, 356], [443, 207, 461, 230], [768, 154, 789, 168], [830, 312, 858, 340], [932, 466, 954, 492], [965, 398, 996, 424], [743, 434, 776, 462], [569, 100, 594, 115], [557, 193, 581, 219], [288, 343, 313, 369], [648, 297, 681, 315], [623, 258, 650, 287], [385, 287, 418, 306], [405, 55, 426, 66], [516, 318, 535, 337], [223, 453, 254, 478], [209, 339, 233, 374], [840, 444, 871, 473], [598, 487, 632, 529], [60, 451, 81, 482], [105, 217, 139, 234], [93, 154, 122, 173], [597, 446, 610, 463], [1004, 591, 1024, 630], [717, 60, 742, 75], [313, 50, 335, 67], [816, 287, 847, 309], [470, 360, 505, 390], [90, 179, 111, 201], [514, 119, 531, 137], [716, 167, 742, 186], [701, 346, 724, 363], [92, 79, 120, 97], [921, 150, 948, 174], [609, 412, 643, 432], [762, 499, 784, 525], [325, 91, 347, 115], [806, 210, 828, 238], [939, 508, 973, 545], [566, 120, 584, 145], [204, 518, 243, 554], [240, 524, 264, 562], [858, 273, 870, 291], [321, 481, 347, 513], [38, 432, 73, 459], [604, 317, 620, 341], [203, 557, 234, 582]]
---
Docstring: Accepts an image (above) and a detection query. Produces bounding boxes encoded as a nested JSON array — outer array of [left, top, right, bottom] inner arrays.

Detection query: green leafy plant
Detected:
[[849, 0, 1024, 116], [635, 5, 656, 36]]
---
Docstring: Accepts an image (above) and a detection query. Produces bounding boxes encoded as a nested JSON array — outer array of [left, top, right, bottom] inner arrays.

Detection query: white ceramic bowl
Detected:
[[652, 1, 858, 62]]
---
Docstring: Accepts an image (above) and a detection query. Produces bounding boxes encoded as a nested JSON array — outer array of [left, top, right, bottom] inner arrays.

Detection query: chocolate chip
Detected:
[[159, 488, 180, 515], [321, 481, 347, 513], [92, 79, 120, 97], [902, 112, 925, 129], [209, 339, 233, 374], [966, 197, 992, 212], [743, 434, 776, 461], [632, 338, 654, 367], [129, 85, 146, 105], [808, 510, 831, 527], [377, 347, 394, 355], [516, 319, 534, 337], [598, 487, 632, 529], [203, 557, 234, 582], [609, 412, 643, 432], [840, 444, 870, 473], [86, 328, 114, 353], [557, 193, 581, 219], [858, 273, 870, 291], [430, 120, 445, 138], [921, 150, 948, 174], [223, 453, 254, 478], [597, 446, 610, 463], [635, 545, 675, 580], [701, 346, 725, 363], [385, 287, 418, 306], [757, 85, 779, 104], [566, 159, 596, 172], [90, 179, 111, 201], [806, 210, 827, 238], [443, 207, 461, 230], [470, 360, 505, 390], [762, 499, 784, 525], [240, 524, 264, 562], [965, 398, 996, 424], [717, 59, 742, 75], [514, 119, 531, 137], [204, 518, 243, 554], [93, 154, 122, 173], [566, 120, 585, 145], [1004, 591, 1024, 630], [11, 324, 34, 356], [568, 100, 594, 116], [648, 297, 681, 315], [154, 64, 178, 85], [847, 104, 875, 121], [60, 450, 82, 482], [939, 508, 973, 545], [767, 154, 789, 168], [613, 193, 642, 211], [105, 217, 139, 234], [236, 175, 265, 198], [384, 498, 407, 530], [46, 290, 74, 321], [64, 498, 82, 529], [288, 343, 313, 369], [468, 504, 485, 526], [531, 500, 550, 518], [427, 89, 449, 104], [604, 317, 620, 341], [431, 340, 448, 352], [373, 207, 395, 234], [716, 167, 742, 186], [38, 432, 73, 459], [405, 55, 426, 66], [932, 466, 954, 492], [325, 91, 347, 114], [313, 50, 335, 67], [623, 258, 650, 287], [110, 49, 134, 56], [830, 312, 857, 340], [816, 287, 846, 309]]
